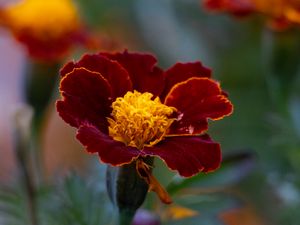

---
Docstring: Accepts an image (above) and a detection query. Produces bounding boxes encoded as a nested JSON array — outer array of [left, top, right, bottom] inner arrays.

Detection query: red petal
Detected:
[[165, 77, 233, 135], [16, 32, 74, 62], [101, 50, 164, 96], [57, 68, 112, 131], [60, 54, 132, 98], [60, 61, 76, 78], [203, 0, 254, 16], [161, 62, 211, 99], [142, 135, 221, 177], [76, 124, 140, 166]]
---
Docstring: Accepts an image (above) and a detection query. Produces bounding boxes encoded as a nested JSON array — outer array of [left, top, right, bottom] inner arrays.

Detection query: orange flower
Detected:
[[0, 0, 91, 61], [254, 0, 300, 29], [203, 0, 300, 29]]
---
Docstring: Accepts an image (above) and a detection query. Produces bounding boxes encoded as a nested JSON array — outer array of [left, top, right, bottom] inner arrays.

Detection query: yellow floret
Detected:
[[108, 91, 176, 150]]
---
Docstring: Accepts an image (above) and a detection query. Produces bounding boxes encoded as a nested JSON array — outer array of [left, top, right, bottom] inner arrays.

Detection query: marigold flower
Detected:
[[57, 50, 233, 203], [56, 50, 233, 179], [203, 0, 300, 29], [203, 0, 255, 16], [0, 0, 91, 61]]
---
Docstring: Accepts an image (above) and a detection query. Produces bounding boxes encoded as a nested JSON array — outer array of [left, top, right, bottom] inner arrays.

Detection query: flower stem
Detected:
[[13, 105, 39, 225], [18, 153, 39, 225], [119, 209, 136, 225], [262, 28, 300, 114], [23, 60, 60, 186]]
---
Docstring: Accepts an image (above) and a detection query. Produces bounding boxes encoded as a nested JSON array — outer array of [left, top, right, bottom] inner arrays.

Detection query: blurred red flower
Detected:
[[203, 0, 254, 16], [203, 0, 300, 30], [0, 0, 97, 62], [56, 50, 233, 178]]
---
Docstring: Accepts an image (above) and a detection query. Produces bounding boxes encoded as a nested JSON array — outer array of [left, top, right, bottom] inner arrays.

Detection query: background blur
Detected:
[[1, 0, 300, 225]]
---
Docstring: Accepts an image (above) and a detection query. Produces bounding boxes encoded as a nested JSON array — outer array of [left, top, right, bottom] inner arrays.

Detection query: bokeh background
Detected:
[[1, 0, 300, 225]]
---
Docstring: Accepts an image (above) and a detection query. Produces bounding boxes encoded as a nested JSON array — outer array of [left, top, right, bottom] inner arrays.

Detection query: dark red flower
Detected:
[[56, 50, 233, 178], [203, 0, 255, 16], [202, 0, 300, 30]]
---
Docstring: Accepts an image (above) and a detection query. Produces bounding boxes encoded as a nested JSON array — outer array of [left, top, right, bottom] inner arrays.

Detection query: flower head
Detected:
[[56, 50, 233, 178], [0, 0, 91, 61], [203, 0, 255, 16], [203, 0, 300, 30]]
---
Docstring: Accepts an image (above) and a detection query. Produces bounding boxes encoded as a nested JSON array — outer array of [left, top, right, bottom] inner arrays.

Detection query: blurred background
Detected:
[[0, 0, 300, 225]]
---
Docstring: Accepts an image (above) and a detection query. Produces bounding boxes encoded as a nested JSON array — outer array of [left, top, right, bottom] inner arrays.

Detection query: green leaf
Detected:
[[0, 187, 30, 225], [40, 174, 114, 225]]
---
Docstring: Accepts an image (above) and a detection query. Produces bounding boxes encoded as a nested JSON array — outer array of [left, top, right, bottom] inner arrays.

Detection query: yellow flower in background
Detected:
[[0, 0, 95, 61], [253, 0, 300, 28], [3, 0, 80, 40]]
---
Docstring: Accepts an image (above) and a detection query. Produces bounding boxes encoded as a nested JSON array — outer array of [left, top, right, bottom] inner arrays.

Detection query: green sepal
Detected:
[[106, 157, 154, 225]]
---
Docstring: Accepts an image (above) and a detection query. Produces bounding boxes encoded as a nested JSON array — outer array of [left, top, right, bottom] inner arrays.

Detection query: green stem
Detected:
[[119, 209, 136, 225], [23, 60, 60, 185], [262, 28, 300, 115], [18, 152, 39, 225], [13, 106, 39, 225]]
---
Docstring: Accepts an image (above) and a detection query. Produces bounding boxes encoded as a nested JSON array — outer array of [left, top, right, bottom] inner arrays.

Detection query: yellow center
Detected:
[[108, 91, 176, 150], [2, 0, 80, 40]]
